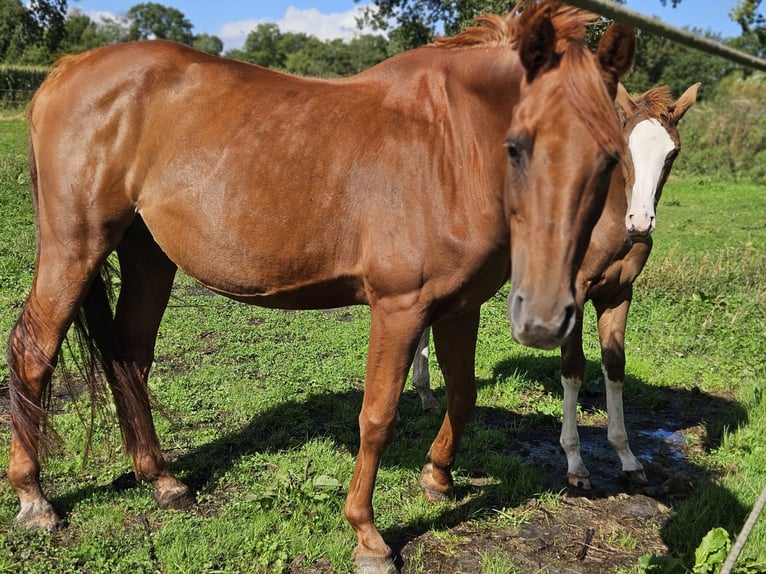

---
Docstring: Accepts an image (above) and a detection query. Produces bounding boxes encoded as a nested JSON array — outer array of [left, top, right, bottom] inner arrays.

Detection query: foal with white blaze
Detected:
[[411, 83, 700, 489]]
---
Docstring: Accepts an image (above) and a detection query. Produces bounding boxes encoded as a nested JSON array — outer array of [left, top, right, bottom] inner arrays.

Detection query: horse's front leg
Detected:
[[595, 288, 646, 484], [560, 307, 591, 489], [345, 303, 425, 574], [418, 310, 479, 502]]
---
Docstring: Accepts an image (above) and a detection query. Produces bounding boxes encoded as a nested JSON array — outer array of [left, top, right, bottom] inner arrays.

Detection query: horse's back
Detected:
[[27, 41, 504, 310]]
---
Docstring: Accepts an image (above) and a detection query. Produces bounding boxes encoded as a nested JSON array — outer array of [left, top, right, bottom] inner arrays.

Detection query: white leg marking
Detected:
[[603, 366, 643, 472], [560, 375, 589, 484]]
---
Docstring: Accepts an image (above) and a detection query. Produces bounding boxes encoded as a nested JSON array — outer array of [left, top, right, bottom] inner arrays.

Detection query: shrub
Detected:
[[0, 65, 48, 107]]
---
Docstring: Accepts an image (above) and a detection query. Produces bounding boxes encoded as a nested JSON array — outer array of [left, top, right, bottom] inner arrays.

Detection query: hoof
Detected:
[[419, 463, 453, 502], [15, 500, 65, 532], [152, 481, 194, 510], [419, 394, 441, 413], [567, 474, 592, 490], [354, 555, 398, 574], [621, 468, 648, 485]]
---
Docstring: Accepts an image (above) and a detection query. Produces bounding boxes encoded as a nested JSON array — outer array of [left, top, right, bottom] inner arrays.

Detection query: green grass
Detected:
[[1, 118, 765, 572]]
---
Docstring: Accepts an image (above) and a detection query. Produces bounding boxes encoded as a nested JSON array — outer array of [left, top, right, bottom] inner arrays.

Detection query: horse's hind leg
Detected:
[[7, 242, 113, 530], [110, 218, 192, 509], [411, 328, 440, 411]]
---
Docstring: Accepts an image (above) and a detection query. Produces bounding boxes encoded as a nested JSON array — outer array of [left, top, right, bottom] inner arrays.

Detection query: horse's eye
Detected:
[[505, 137, 525, 165]]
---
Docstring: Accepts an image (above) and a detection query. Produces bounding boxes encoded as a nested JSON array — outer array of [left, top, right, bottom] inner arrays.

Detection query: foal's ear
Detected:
[[615, 83, 637, 116], [596, 23, 636, 99], [518, 8, 557, 83], [671, 82, 701, 123]]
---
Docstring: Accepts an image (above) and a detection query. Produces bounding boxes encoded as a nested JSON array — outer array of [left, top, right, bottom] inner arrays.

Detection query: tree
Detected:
[[28, 0, 67, 51], [730, 0, 766, 55], [127, 2, 193, 45], [193, 33, 223, 56], [239, 22, 285, 67], [59, 8, 105, 54], [0, 0, 31, 62], [357, 0, 688, 51]]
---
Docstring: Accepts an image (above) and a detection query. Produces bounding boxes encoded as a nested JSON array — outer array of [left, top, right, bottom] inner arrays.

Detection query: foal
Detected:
[[411, 83, 700, 489]]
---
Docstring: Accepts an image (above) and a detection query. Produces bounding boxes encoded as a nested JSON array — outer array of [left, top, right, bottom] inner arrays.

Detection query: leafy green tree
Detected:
[[96, 14, 131, 45], [127, 2, 193, 45], [59, 8, 105, 54], [192, 33, 223, 55], [626, 28, 731, 98], [0, 0, 31, 62], [28, 0, 67, 52], [239, 22, 285, 67], [730, 0, 766, 55]]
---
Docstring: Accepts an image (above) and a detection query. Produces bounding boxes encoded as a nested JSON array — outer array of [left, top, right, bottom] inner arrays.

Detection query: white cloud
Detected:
[[219, 4, 382, 52]]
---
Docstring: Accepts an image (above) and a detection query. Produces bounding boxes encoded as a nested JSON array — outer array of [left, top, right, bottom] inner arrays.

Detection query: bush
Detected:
[[0, 65, 48, 107], [676, 72, 766, 182]]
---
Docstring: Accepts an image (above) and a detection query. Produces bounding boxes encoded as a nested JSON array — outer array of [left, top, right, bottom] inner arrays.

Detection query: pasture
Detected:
[[0, 105, 764, 573]]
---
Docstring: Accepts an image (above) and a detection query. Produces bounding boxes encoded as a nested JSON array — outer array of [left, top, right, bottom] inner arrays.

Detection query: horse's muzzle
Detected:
[[507, 291, 576, 350]]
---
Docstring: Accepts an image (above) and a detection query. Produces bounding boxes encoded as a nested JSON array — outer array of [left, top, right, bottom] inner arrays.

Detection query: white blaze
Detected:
[[626, 118, 676, 234]]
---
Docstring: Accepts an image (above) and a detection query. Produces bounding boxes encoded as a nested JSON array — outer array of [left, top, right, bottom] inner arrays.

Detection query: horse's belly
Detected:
[[139, 204, 366, 309]]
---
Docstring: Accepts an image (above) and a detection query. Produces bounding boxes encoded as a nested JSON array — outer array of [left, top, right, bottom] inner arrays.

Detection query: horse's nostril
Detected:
[[509, 292, 524, 322]]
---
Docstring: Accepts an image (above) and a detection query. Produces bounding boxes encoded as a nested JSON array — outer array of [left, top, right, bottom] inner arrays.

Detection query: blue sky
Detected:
[[69, 0, 744, 52]]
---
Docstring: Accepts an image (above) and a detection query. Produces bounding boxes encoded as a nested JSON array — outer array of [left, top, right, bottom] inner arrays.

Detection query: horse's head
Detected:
[[616, 82, 700, 237], [504, 4, 635, 350]]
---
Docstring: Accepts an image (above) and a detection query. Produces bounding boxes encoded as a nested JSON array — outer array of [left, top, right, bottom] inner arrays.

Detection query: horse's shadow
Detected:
[[49, 353, 749, 566]]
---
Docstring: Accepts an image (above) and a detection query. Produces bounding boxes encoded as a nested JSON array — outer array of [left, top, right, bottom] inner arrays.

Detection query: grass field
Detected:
[[0, 112, 765, 573]]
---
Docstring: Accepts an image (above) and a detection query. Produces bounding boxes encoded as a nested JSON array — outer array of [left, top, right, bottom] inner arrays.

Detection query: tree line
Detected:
[[1, 0, 765, 95]]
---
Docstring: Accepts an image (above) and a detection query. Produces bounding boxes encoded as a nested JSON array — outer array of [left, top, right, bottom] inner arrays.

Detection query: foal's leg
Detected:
[[111, 220, 192, 508], [344, 303, 424, 573], [411, 328, 440, 412], [418, 310, 479, 501], [594, 288, 646, 483], [7, 246, 111, 530], [559, 308, 591, 488]]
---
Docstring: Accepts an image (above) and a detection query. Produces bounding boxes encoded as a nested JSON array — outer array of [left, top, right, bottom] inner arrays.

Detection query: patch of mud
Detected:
[[392, 386, 737, 573], [292, 385, 740, 573], [398, 494, 673, 573]]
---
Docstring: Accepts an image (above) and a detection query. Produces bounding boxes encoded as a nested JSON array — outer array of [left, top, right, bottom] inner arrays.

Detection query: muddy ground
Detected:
[[293, 384, 741, 574]]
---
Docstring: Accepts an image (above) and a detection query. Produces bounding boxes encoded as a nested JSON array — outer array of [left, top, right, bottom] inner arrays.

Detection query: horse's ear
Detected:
[[670, 82, 701, 123], [615, 83, 637, 116], [596, 23, 636, 99], [518, 8, 557, 83]]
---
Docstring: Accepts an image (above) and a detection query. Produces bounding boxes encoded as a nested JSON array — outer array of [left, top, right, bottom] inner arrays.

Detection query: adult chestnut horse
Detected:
[[411, 83, 699, 491], [6, 2, 634, 571]]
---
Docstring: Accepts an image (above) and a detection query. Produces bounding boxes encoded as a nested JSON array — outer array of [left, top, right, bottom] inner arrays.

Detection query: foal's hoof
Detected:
[[567, 473, 592, 490], [15, 500, 65, 532], [418, 463, 453, 502], [354, 555, 398, 574], [621, 468, 648, 485]]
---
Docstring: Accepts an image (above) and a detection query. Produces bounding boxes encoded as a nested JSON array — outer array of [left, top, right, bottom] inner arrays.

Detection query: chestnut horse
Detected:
[[411, 83, 700, 492], [6, 2, 634, 571]]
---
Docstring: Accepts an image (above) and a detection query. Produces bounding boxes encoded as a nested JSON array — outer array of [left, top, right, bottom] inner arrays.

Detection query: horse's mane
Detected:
[[432, 2, 593, 50], [635, 85, 675, 120], [432, 1, 623, 158]]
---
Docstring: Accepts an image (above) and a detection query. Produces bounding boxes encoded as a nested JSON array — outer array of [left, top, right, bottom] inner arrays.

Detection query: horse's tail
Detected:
[[66, 262, 122, 463], [9, 129, 120, 458]]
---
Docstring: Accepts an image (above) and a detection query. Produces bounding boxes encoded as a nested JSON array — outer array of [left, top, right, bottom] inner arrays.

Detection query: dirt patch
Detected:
[[397, 386, 737, 573], [292, 385, 740, 573]]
